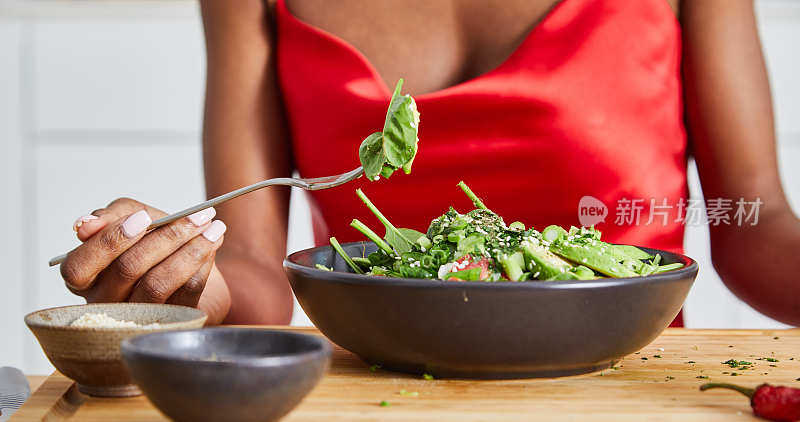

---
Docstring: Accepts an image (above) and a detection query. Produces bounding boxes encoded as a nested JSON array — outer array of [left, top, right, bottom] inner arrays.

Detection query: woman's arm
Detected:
[[682, 0, 800, 325], [200, 0, 294, 324]]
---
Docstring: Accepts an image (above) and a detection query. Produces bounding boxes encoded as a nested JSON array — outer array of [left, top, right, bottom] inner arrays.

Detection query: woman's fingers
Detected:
[[166, 258, 215, 307], [128, 221, 226, 304], [196, 265, 229, 325], [61, 209, 154, 291], [64, 196, 228, 313], [73, 215, 105, 240], [85, 208, 217, 303], [74, 198, 167, 242]]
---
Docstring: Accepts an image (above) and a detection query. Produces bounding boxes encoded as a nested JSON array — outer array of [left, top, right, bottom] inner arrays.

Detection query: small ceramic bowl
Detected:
[[121, 328, 331, 422], [25, 303, 206, 397]]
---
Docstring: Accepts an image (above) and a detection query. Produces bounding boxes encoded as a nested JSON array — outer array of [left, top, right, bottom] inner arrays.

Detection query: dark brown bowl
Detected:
[[121, 328, 330, 422], [285, 241, 698, 379]]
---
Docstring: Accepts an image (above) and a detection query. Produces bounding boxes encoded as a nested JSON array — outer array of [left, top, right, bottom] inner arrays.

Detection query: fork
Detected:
[[48, 166, 364, 266]]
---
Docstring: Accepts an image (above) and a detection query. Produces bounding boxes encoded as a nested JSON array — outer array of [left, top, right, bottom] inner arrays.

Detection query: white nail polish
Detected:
[[122, 210, 152, 238], [73, 214, 99, 231], [188, 207, 217, 226], [202, 220, 226, 242]]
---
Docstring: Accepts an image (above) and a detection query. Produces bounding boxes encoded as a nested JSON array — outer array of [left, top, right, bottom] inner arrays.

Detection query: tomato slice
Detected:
[[446, 255, 491, 281]]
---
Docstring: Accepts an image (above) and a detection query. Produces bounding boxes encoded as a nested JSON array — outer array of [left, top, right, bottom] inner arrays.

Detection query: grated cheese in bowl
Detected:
[[70, 312, 162, 329]]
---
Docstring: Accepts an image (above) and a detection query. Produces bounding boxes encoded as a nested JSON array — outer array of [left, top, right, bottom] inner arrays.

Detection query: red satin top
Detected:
[[276, 0, 689, 326]]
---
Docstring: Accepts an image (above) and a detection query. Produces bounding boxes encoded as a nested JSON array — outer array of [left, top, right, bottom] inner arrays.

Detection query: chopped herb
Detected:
[[653, 355, 662, 358], [686, 361, 696, 364], [765, 358, 779, 362], [769, 364, 778, 367], [398, 390, 419, 397], [641, 357, 649, 360], [722, 359, 752, 368], [369, 364, 382, 372], [379, 400, 391, 407], [666, 376, 675, 381], [422, 373, 434, 380], [730, 373, 738, 376], [696, 375, 709, 379]]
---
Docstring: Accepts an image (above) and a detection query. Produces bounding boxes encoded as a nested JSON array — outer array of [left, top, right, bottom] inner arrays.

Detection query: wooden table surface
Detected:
[[13, 327, 800, 421], [24, 376, 47, 394]]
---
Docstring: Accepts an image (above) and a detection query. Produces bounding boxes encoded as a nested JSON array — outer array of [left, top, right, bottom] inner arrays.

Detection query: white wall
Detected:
[[0, 0, 798, 375]]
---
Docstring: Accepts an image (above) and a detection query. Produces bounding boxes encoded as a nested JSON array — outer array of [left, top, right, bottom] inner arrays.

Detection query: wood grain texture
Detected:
[[25, 376, 48, 394], [13, 327, 800, 421]]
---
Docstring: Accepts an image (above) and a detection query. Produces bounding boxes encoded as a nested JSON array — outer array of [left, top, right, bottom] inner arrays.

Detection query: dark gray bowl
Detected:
[[121, 328, 330, 422], [285, 241, 698, 379]]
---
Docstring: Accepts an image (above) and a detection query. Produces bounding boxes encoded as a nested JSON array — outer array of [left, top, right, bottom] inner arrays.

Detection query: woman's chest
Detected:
[[282, 0, 679, 97], [285, 0, 567, 96]]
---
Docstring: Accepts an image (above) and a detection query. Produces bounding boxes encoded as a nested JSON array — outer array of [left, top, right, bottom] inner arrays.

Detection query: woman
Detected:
[[60, 0, 800, 326]]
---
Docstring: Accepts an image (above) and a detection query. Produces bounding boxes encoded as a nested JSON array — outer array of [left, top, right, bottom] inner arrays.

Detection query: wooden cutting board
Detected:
[[12, 327, 800, 421]]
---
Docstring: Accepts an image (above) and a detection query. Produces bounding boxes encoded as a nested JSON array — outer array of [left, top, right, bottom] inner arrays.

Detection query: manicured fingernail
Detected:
[[202, 220, 226, 242], [188, 207, 216, 226], [73, 215, 99, 231], [122, 210, 151, 238]]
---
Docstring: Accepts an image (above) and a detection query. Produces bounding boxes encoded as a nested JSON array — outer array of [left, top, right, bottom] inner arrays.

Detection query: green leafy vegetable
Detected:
[[329, 237, 363, 274], [350, 219, 394, 255], [654, 263, 684, 273], [356, 188, 415, 253], [358, 132, 386, 181], [457, 180, 489, 211], [447, 268, 483, 281], [358, 79, 420, 180], [327, 182, 684, 282]]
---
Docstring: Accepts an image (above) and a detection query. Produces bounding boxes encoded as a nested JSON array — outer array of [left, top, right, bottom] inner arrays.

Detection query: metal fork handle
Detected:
[[48, 167, 363, 267]]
